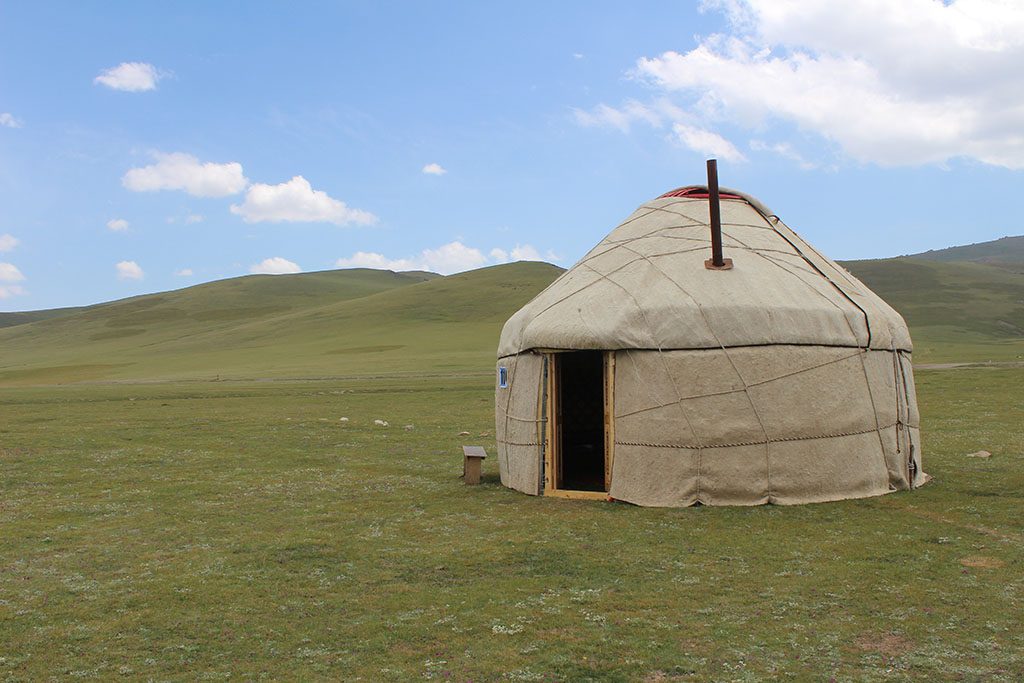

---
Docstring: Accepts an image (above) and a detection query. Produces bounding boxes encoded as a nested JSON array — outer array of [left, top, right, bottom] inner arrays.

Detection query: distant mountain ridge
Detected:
[[0, 262, 562, 384], [1, 233, 1022, 384], [907, 235, 1024, 271]]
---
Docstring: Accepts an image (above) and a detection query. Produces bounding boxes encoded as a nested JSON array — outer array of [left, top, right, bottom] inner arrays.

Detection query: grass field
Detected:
[[2, 244, 1023, 680], [1, 368, 1022, 681]]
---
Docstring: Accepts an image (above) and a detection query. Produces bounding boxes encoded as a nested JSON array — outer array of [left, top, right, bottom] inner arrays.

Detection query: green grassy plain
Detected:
[[1, 252, 1023, 680], [1, 370, 1022, 681]]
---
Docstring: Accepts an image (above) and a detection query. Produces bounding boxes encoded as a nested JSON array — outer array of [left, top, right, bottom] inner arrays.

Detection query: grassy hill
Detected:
[[841, 256, 1024, 363], [0, 305, 87, 329], [907, 235, 1024, 272], [0, 262, 561, 385], [2, 234, 1023, 385]]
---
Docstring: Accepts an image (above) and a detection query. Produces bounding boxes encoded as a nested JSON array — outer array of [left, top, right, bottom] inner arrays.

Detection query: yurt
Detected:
[[495, 164, 925, 506]]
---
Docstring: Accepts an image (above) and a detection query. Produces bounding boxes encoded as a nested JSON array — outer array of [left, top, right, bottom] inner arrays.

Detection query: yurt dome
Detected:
[[495, 176, 924, 507]]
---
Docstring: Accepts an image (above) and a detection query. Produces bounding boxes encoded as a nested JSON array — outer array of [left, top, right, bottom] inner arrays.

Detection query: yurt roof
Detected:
[[498, 186, 911, 357]]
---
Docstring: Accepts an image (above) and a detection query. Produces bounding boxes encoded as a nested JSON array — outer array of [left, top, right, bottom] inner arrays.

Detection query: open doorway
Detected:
[[545, 351, 614, 497]]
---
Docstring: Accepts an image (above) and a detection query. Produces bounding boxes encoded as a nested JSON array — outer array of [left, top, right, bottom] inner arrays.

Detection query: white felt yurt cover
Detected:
[[495, 187, 925, 506]]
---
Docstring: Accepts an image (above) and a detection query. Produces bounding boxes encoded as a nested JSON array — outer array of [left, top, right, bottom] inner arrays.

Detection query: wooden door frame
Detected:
[[543, 351, 614, 500]]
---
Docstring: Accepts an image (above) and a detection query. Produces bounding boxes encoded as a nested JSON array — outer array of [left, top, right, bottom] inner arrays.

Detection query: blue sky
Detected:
[[1, 0, 1022, 311]]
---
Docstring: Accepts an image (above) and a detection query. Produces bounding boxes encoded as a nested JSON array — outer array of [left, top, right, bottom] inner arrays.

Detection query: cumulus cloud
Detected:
[[185, 214, 204, 224], [672, 123, 746, 162], [231, 176, 376, 226], [116, 260, 144, 280], [94, 62, 162, 92], [572, 1, 1024, 169], [0, 257, 23, 298], [749, 139, 817, 169], [420, 241, 489, 273], [573, 100, 678, 133], [107, 218, 130, 232], [335, 252, 419, 272], [336, 241, 485, 274], [250, 257, 301, 275], [489, 244, 551, 263], [0, 234, 18, 252], [174, 268, 193, 277], [511, 245, 543, 261], [628, 0, 1024, 168], [0, 285, 25, 299], [0, 262, 25, 282], [123, 152, 247, 197], [123, 152, 248, 197], [0, 112, 21, 128], [337, 241, 551, 275], [422, 163, 447, 175]]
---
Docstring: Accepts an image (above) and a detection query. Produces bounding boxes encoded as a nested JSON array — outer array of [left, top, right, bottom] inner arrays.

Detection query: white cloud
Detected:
[[231, 176, 376, 226], [629, 0, 1024, 168], [750, 139, 817, 169], [123, 152, 248, 197], [0, 285, 26, 299], [336, 241, 485, 275], [422, 163, 447, 175], [573, 100, 677, 133], [0, 233, 18, 252], [572, 99, 746, 159], [0, 262, 25, 282], [419, 241, 488, 273], [185, 213, 204, 224], [0, 112, 21, 128], [337, 241, 551, 275], [174, 268, 193, 277], [511, 245, 543, 261], [335, 252, 420, 272], [116, 260, 144, 280], [250, 257, 301, 275], [94, 62, 162, 92], [672, 123, 746, 162], [107, 218, 130, 232]]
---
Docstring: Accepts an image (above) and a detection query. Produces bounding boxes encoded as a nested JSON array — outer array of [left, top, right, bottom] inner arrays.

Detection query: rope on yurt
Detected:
[[612, 348, 865, 421], [576, 260, 707, 498], [614, 242, 775, 503], [615, 420, 899, 450], [729, 229, 891, 483], [753, 210, 875, 349]]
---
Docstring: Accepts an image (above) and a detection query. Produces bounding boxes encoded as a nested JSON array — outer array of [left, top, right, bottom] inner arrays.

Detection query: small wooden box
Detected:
[[463, 446, 487, 485]]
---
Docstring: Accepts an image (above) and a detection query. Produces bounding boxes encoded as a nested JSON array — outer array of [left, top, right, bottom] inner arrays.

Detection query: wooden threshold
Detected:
[[543, 489, 610, 501]]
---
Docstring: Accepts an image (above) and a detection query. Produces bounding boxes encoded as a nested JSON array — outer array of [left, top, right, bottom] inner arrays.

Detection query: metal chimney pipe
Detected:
[[704, 158, 733, 270]]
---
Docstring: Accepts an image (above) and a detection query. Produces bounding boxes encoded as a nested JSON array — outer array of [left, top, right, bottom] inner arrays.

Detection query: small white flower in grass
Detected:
[[492, 622, 524, 635]]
